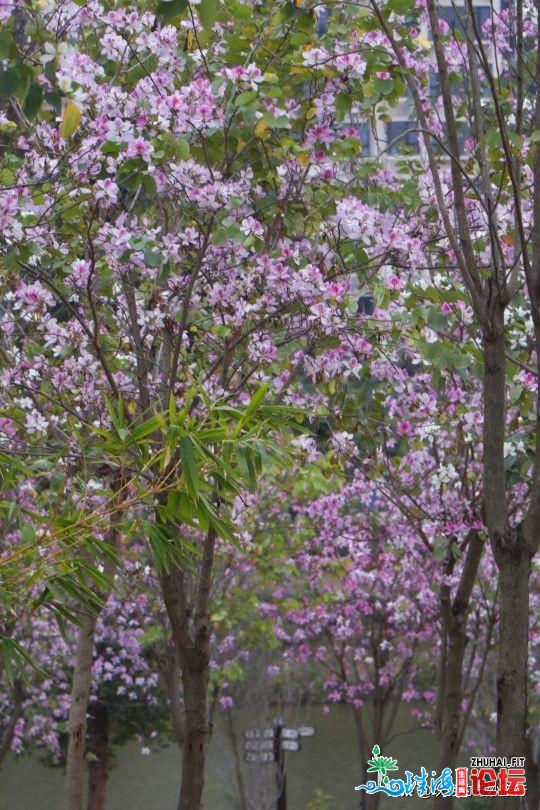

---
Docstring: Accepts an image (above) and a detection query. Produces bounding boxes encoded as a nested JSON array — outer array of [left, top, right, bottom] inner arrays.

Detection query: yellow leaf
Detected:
[[59, 102, 81, 139], [255, 118, 268, 138], [297, 151, 311, 166], [184, 29, 194, 51], [415, 34, 431, 50], [236, 139, 246, 152], [305, 106, 317, 120]]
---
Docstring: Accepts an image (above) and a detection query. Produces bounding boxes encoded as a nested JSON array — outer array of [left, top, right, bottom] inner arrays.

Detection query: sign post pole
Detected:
[[274, 718, 287, 810]]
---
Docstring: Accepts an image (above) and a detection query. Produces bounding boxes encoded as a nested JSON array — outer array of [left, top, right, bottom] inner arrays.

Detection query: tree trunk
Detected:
[[491, 544, 530, 810], [159, 526, 216, 810], [87, 702, 109, 810], [63, 612, 98, 810], [161, 643, 185, 750], [62, 518, 121, 810], [483, 326, 531, 809], [434, 533, 484, 810], [353, 707, 382, 810], [177, 648, 210, 810]]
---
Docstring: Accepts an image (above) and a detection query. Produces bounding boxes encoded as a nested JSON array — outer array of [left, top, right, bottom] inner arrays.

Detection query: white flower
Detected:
[[25, 409, 49, 435]]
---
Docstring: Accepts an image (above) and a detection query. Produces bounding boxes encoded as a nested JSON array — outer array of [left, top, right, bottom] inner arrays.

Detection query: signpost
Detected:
[[243, 720, 316, 810], [281, 728, 299, 740], [281, 739, 301, 752], [244, 751, 275, 764], [244, 728, 274, 739], [244, 739, 274, 752]]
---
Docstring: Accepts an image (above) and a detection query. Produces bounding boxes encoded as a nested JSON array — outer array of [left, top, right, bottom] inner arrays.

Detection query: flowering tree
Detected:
[[1, 3, 538, 810], [0, 2, 406, 807], [354, 0, 540, 787]]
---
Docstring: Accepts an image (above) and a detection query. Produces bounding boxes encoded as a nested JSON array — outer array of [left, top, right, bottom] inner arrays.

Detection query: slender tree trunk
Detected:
[[160, 526, 216, 810], [493, 545, 530, 757], [87, 702, 109, 810], [177, 651, 210, 810], [434, 533, 484, 810], [63, 612, 99, 810], [433, 624, 468, 810], [483, 326, 532, 810], [352, 707, 382, 810], [62, 517, 121, 810], [162, 644, 185, 750], [491, 545, 530, 810]]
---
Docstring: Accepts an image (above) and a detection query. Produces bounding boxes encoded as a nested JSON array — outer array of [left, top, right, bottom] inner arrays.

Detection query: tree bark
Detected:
[[62, 518, 121, 810], [159, 526, 217, 810], [434, 533, 484, 809], [482, 325, 532, 810], [62, 612, 99, 810], [353, 707, 382, 810], [161, 643, 185, 750], [177, 650, 210, 810], [492, 543, 530, 763], [87, 702, 109, 810]]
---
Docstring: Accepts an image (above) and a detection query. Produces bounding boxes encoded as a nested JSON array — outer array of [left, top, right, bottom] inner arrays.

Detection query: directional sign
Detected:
[[244, 728, 274, 740], [244, 751, 275, 764], [282, 739, 301, 752], [281, 728, 299, 740], [298, 725, 316, 737], [244, 739, 274, 752]]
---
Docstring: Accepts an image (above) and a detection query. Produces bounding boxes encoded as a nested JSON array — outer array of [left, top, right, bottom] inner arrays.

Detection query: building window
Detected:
[[341, 121, 371, 156], [472, 5, 491, 30], [439, 5, 491, 35], [356, 122, 371, 156], [316, 6, 330, 37], [357, 295, 374, 316], [387, 121, 419, 155]]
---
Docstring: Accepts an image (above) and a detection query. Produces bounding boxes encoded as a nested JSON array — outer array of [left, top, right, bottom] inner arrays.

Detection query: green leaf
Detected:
[[335, 92, 352, 118], [24, 81, 43, 117], [144, 247, 162, 268], [373, 77, 395, 96], [230, 383, 268, 440], [236, 444, 257, 490], [0, 67, 20, 100], [180, 435, 200, 497], [177, 138, 190, 159], [198, 0, 220, 29], [387, 0, 412, 14], [128, 414, 163, 445], [0, 31, 14, 59], [0, 637, 47, 685], [228, 0, 253, 21], [155, 0, 188, 21], [235, 90, 258, 107]]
